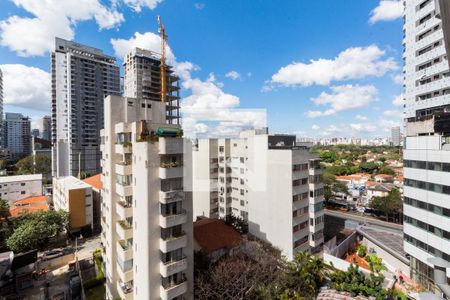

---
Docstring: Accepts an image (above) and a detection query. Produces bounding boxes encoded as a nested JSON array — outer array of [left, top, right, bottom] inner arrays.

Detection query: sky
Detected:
[[0, 0, 404, 138]]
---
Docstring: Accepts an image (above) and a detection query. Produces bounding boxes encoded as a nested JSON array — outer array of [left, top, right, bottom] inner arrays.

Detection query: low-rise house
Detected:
[[52, 176, 94, 236], [194, 218, 243, 262], [374, 174, 393, 183], [9, 195, 49, 218], [366, 183, 394, 200], [0, 175, 42, 205]]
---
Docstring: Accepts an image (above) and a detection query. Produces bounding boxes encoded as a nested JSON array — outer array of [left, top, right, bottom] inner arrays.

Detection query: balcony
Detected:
[[159, 166, 183, 179], [160, 233, 187, 253], [117, 240, 133, 262], [159, 190, 184, 204], [116, 162, 132, 176], [160, 210, 187, 228], [115, 122, 132, 133], [115, 143, 132, 155], [117, 262, 133, 283], [159, 137, 183, 154], [117, 281, 133, 300], [116, 220, 133, 240], [116, 183, 132, 197], [160, 256, 188, 277], [116, 201, 132, 219], [160, 278, 188, 300], [100, 144, 105, 153]]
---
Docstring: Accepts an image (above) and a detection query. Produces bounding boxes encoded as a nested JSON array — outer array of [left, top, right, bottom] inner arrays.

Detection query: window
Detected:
[[21, 183, 25, 186], [21, 191, 25, 194]]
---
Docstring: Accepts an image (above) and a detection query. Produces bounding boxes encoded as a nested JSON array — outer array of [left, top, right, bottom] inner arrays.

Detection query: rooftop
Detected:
[[9, 195, 49, 218], [0, 174, 42, 183], [83, 174, 102, 191], [54, 176, 91, 190], [193, 218, 243, 254]]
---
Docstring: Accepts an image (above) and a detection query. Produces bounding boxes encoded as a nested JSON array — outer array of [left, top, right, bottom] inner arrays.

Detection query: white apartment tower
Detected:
[[101, 49, 193, 300], [403, 0, 450, 288], [4, 112, 31, 158], [391, 126, 401, 146], [193, 129, 324, 259], [52, 37, 120, 178]]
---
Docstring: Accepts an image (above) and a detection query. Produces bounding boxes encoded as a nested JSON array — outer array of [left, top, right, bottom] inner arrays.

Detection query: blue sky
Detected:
[[0, 0, 404, 138]]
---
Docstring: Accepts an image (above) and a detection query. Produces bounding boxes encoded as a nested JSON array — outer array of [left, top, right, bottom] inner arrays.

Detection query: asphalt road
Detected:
[[324, 209, 403, 232]]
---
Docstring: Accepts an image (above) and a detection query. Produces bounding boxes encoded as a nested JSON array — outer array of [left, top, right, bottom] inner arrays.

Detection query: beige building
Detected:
[[101, 93, 193, 300], [193, 129, 325, 258], [52, 176, 94, 234]]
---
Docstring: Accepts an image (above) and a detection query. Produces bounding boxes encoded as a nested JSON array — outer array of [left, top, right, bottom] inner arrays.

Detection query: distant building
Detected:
[[31, 129, 39, 138], [38, 116, 50, 141], [3, 113, 31, 159], [52, 37, 120, 178], [0, 174, 43, 205], [52, 176, 94, 235], [391, 126, 401, 147]]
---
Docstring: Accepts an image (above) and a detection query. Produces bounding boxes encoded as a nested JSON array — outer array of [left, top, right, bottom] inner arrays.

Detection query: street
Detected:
[[324, 209, 403, 231]]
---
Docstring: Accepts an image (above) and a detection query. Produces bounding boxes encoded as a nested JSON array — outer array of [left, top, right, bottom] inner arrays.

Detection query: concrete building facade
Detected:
[[403, 0, 450, 288], [101, 94, 193, 300], [193, 129, 325, 259], [3, 112, 31, 159], [0, 174, 42, 204], [0, 68, 3, 150], [38, 116, 51, 141], [51, 37, 120, 178], [391, 126, 401, 146], [52, 176, 94, 234]]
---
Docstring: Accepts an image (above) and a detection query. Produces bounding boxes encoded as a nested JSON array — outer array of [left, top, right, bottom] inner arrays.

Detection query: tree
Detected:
[[6, 210, 68, 253], [195, 249, 281, 299], [377, 166, 396, 176], [224, 215, 248, 234], [319, 151, 338, 163], [0, 199, 10, 221], [369, 188, 402, 222], [356, 244, 367, 258], [16, 154, 51, 176], [359, 161, 378, 174], [365, 254, 387, 274]]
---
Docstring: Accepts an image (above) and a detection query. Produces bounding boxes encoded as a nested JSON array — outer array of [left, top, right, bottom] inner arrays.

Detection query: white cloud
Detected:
[[306, 85, 378, 118], [194, 3, 205, 10], [225, 71, 241, 80], [312, 124, 320, 130], [123, 0, 163, 12], [267, 45, 398, 88], [350, 123, 376, 133], [369, 0, 403, 24], [356, 114, 368, 121], [392, 93, 404, 106], [321, 125, 344, 137], [0, 0, 125, 56], [0, 64, 50, 111], [392, 74, 403, 85], [383, 109, 402, 117], [110, 31, 175, 62]]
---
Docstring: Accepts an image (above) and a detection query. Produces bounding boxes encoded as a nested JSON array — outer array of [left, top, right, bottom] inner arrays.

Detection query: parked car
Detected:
[[42, 249, 64, 260]]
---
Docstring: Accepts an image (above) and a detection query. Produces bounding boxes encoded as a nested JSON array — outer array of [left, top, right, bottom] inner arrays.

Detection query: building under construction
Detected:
[[123, 48, 181, 125]]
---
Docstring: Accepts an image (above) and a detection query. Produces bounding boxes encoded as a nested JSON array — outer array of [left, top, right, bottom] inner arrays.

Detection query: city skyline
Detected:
[[0, 0, 403, 138]]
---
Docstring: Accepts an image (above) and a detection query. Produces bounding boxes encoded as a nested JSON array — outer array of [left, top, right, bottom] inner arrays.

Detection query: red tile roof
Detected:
[[193, 218, 243, 254], [9, 195, 49, 218], [83, 173, 102, 190]]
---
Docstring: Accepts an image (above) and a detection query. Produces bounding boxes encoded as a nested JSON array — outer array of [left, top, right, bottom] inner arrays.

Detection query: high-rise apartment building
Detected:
[[39, 116, 51, 141], [52, 37, 120, 178], [403, 0, 450, 288], [193, 129, 324, 259], [101, 47, 193, 300], [4, 112, 31, 158], [391, 126, 401, 146], [123, 48, 180, 125]]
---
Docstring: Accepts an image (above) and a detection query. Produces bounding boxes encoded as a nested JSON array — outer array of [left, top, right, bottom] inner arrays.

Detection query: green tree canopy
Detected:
[[16, 154, 51, 176], [0, 198, 10, 220], [7, 210, 68, 253], [377, 166, 396, 176], [369, 188, 402, 219]]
